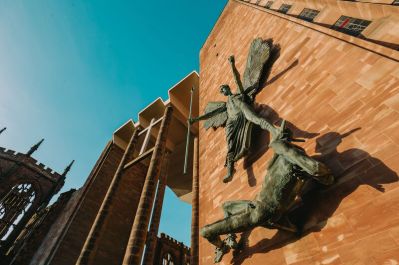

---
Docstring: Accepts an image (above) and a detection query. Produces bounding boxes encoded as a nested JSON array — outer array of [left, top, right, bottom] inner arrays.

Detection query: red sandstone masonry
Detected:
[[10, 190, 77, 265], [76, 129, 140, 265], [29, 141, 113, 265], [153, 233, 191, 265], [142, 152, 170, 265], [190, 137, 200, 265], [90, 162, 148, 265], [199, 1, 399, 264], [122, 106, 173, 265], [0, 151, 64, 256], [48, 144, 124, 265]]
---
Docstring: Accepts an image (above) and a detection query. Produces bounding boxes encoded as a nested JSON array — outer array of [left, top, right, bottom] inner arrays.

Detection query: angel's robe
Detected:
[[225, 94, 253, 164], [202, 38, 273, 166]]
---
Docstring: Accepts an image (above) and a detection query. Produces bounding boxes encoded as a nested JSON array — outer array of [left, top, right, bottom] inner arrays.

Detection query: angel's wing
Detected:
[[242, 38, 271, 99], [203, 101, 228, 130]]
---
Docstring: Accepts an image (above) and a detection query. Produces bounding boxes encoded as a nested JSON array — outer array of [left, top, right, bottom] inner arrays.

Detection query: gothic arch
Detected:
[[0, 143, 70, 259], [162, 252, 176, 265], [0, 182, 38, 241]]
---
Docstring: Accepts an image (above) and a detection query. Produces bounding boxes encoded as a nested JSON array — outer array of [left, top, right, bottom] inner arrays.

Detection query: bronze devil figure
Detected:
[[200, 121, 334, 263]]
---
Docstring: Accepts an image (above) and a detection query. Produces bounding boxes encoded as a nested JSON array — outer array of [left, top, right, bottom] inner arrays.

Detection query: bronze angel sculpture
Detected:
[[190, 38, 277, 183]]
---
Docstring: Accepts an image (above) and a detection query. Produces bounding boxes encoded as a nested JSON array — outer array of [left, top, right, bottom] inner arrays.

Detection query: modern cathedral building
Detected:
[[1, 0, 399, 264]]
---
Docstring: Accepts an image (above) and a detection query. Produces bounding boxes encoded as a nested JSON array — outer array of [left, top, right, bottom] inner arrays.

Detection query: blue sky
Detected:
[[0, 0, 227, 246]]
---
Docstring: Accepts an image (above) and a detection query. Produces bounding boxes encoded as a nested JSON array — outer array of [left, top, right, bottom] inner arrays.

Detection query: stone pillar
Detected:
[[76, 129, 140, 265], [122, 106, 173, 265], [141, 151, 170, 265], [190, 137, 199, 265]]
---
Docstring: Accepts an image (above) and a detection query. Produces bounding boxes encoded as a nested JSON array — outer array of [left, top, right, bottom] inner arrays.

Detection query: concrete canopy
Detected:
[[112, 71, 199, 204]]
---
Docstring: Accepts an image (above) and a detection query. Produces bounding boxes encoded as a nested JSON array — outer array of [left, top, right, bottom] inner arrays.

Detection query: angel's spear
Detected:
[[183, 86, 195, 175]]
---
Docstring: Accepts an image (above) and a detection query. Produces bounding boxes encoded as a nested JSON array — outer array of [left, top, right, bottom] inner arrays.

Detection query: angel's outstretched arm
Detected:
[[228, 56, 245, 95], [238, 100, 277, 137]]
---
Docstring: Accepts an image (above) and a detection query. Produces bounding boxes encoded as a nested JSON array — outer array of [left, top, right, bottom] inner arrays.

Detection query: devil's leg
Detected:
[[201, 201, 270, 263], [201, 201, 266, 244], [222, 200, 252, 217], [222, 200, 252, 249]]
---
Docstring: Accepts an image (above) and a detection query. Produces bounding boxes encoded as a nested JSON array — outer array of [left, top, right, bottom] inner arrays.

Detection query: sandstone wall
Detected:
[[89, 161, 148, 265], [199, 1, 399, 264], [40, 141, 149, 265], [40, 142, 124, 265], [10, 189, 77, 265]]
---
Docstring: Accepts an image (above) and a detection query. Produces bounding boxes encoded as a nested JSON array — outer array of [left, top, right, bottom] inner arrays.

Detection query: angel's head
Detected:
[[219, 84, 232, 96]]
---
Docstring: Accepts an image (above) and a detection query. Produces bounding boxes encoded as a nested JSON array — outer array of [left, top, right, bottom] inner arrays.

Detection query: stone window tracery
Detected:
[[162, 252, 175, 265], [0, 183, 36, 241]]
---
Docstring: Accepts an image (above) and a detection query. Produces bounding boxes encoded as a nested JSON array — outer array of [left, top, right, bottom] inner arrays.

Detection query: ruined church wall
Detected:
[[32, 142, 124, 265], [198, 1, 399, 264]]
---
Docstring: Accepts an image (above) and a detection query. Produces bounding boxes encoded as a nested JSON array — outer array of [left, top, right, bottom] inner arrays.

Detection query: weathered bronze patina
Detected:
[[200, 121, 334, 263], [190, 38, 277, 183]]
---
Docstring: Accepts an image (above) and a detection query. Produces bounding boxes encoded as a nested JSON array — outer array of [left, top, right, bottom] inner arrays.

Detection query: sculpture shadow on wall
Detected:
[[294, 128, 399, 230], [231, 128, 399, 264]]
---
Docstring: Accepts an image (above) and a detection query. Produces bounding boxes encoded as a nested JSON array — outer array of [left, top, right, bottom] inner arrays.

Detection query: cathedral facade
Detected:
[[2, 0, 399, 264]]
